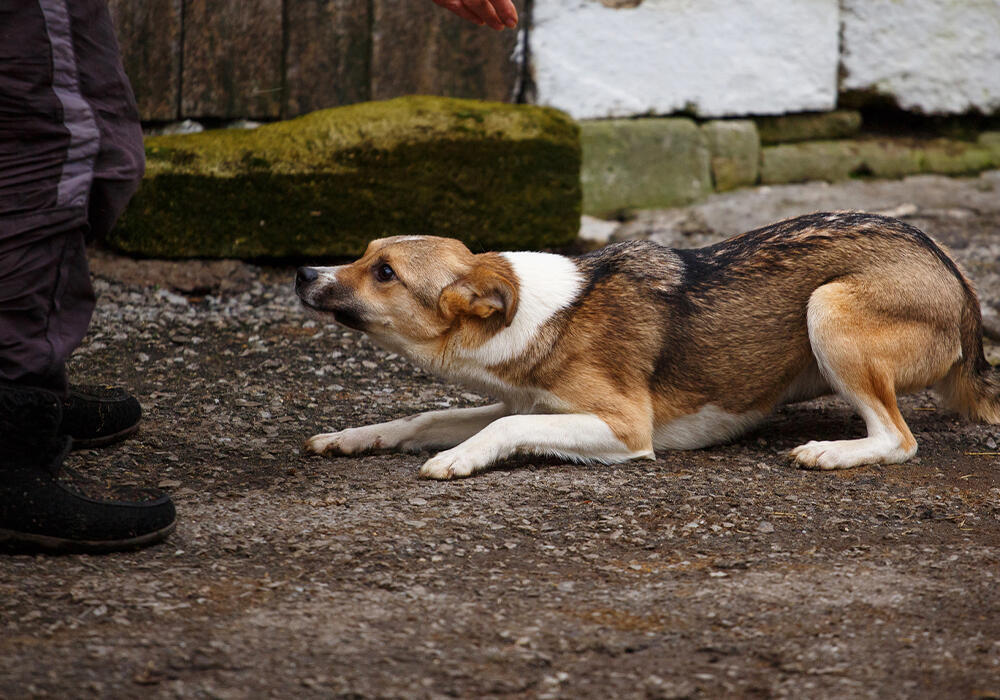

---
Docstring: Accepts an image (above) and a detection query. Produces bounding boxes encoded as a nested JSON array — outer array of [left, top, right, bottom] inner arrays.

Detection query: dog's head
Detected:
[[295, 236, 519, 356]]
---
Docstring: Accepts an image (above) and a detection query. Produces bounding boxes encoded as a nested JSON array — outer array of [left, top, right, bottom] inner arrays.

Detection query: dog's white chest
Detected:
[[654, 404, 765, 450]]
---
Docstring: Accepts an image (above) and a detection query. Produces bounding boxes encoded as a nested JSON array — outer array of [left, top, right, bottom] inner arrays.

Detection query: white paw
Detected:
[[790, 437, 913, 470], [419, 448, 482, 480], [790, 440, 852, 470], [304, 427, 385, 456]]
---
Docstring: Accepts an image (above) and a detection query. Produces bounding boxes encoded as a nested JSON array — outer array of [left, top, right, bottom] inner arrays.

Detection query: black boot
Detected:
[[0, 382, 176, 553], [62, 383, 142, 449]]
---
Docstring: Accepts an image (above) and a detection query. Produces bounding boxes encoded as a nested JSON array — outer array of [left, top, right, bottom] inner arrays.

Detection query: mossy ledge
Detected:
[[111, 96, 582, 259]]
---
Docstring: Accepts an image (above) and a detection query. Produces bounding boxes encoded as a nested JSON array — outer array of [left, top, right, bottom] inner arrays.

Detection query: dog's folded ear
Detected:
[[439, 263, 519, 327]]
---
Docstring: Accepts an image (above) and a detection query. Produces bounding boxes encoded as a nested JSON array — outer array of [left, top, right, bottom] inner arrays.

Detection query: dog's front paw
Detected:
[[304, 427, 384, 456], [419, 448, 482, 480]]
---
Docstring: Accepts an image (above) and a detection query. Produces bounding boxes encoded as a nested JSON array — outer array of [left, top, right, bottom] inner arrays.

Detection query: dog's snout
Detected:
[[296, 267, 319, 287]]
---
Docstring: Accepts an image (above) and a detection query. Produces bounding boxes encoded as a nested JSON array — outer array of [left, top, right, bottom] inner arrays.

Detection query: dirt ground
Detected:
[[2, 173, 1000, 699]]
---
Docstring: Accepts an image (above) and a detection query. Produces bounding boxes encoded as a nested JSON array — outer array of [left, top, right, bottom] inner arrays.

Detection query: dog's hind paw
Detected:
[[419, 448, 480, 480], [790, 437, 914, 470], [304, 428, 383, 456]]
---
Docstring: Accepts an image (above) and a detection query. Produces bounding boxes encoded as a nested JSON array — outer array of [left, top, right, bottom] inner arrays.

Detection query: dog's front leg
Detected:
[[419, 413, 655, 480], [305, 403, 511, 456]]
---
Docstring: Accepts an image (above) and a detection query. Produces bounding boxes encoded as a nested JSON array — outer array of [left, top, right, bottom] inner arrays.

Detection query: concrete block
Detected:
[[581, 118, 711, 215], [701, 120, 760, 191], [978, 131, 1000, 160], [111, 97, 581, 259], [531, 0, 839, 119], [760, 141, 863, 184], [841, 0, 1000, 115], [853, 140, 923, 180], [756, 110, 862, 144], [920, 139, 997, 176], [761, 137, 1000, 185]]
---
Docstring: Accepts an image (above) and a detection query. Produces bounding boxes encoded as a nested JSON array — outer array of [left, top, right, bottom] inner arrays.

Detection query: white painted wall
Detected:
[[530, 0, 841, 119], [528, 0, 1000, 118], [841, 0, 1000, 115]]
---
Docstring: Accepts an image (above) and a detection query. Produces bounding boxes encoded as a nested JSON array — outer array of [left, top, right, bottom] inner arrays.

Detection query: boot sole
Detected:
[[0, 519, 176, 554], [70, 422, 141, 450]]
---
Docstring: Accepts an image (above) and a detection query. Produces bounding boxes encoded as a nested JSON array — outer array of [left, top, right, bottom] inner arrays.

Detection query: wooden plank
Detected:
[[284, 0, 371, 118], [107, 0, 182, 121], [371, 0, 525, 103], [181, 0, 283, 119]]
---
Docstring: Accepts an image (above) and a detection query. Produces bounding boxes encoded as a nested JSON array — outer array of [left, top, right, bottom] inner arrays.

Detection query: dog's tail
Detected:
[[938, 277, 1000, 424]]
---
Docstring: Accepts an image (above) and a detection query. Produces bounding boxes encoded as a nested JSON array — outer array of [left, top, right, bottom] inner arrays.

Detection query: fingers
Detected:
[[432, 0, 518, 29], [483, 0, 519, 28], [431, 0, 484, 25]]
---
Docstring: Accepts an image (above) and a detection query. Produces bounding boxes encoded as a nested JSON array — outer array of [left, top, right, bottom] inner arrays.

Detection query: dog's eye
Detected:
[[373, 262, 396, 283]]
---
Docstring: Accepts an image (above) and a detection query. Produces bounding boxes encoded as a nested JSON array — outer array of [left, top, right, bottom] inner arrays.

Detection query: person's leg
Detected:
[[68, 0, 145, 241], [0, 0, 174, 553], [47, 0, 150, 450], [0, 0, 98, 392]]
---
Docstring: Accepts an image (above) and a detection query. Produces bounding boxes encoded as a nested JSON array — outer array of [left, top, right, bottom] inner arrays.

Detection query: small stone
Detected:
[[757, 521, 775, 533], [578, 215, 619, 245]]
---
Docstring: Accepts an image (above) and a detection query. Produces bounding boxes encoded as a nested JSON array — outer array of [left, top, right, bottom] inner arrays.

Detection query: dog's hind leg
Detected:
[[790, 279, 961, 470]]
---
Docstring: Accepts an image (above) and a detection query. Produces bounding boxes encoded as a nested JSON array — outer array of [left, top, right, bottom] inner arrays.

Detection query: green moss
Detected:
[[756, 110, 862, 145], [115, 96, 581, 258], [760, 136, 1000, 185]]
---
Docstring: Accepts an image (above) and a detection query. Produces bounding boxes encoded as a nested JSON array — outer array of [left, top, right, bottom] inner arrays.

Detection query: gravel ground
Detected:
[[2, 173, 1000, 699]]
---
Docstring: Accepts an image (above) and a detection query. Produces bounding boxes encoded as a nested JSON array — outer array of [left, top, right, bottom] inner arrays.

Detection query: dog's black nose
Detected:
[[296, 267, 318, 286]]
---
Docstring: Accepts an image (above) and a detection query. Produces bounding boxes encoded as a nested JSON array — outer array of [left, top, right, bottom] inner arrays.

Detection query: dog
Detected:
[[295, 212, 1000, 480]]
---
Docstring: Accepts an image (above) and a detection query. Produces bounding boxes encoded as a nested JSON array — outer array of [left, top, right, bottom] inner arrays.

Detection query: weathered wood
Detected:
[[284, 0, 371, 118], [181, 0, 284, 119], [106, 0, 182, 121], [371, 0, 525, 102]]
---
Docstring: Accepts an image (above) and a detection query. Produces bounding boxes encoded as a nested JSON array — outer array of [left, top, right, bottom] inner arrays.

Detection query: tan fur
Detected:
[[439, 253, 520, 347]]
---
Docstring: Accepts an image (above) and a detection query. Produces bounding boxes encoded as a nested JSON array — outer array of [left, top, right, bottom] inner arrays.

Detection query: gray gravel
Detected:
[[1, 173, 1000, 699]]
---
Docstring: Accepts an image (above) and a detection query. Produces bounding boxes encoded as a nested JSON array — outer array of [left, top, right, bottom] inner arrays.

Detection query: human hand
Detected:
[[431, 0, 518, 30]]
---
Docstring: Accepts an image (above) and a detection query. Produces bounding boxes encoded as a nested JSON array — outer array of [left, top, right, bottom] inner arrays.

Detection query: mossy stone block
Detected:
[[756, 110, 862, 145], [854, 140, 924, 179], [580, 118, 711, 216], [761, 136, 1000, 185], [920, 139, 997, 176], [701, 120, 760, 191], [760, 141, 863, 184], [979, 131, 1000, 153], [111, 96, 581, 258]]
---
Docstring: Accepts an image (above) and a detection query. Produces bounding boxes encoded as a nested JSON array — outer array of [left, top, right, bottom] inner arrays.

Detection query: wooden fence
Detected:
[[107, 0, 527, 122]]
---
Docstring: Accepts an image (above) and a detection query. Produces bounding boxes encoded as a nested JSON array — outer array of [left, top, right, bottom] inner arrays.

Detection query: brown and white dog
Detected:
[[295, 213, 1000, 479]]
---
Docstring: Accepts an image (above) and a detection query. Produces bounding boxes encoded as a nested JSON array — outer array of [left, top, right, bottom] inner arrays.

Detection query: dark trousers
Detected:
[[0, 0, 143, 392]]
